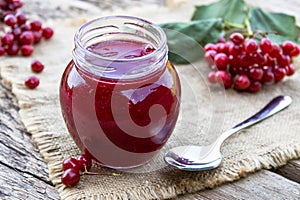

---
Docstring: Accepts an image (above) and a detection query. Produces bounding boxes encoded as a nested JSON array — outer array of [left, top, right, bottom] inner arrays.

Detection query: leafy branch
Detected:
[[160, 0, 300, 64]]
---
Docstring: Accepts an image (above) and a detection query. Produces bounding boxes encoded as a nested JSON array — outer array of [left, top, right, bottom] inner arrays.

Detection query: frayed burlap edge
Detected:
[[1, 65, 300, 199], [53, 145, 300, 199]]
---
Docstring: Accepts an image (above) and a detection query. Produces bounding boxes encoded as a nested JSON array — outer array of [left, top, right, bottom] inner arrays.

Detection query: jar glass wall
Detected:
[[59, 16, 181, 168]]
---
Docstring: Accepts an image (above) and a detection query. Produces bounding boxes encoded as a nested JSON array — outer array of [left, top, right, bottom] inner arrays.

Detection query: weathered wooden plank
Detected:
[[0, 164, 59, 200], [181, 170, 300, 199], [0, 79, 59, 200], [274, 160, 300, 184]]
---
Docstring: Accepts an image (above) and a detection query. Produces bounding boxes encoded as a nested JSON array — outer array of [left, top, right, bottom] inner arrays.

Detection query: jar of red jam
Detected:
[[59, 16, 181, 169]]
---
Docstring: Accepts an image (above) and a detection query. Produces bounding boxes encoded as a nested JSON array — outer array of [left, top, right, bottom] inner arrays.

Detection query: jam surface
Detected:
[[60, 39, 181, 168], [87, 40, 151, 59]]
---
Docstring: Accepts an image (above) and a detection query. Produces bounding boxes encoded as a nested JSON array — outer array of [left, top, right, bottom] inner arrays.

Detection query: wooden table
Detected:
[[1, 0, 300, 199]]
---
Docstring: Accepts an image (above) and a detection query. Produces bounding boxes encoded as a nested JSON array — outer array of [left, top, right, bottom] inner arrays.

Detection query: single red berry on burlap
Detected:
[[4, 14, 17, 27], [19, 31, 34, 45], [20, 44, 34, 56], [61, 168, 80, 187], [77, 154, 93, 172], [42, 27, 54, 39], [1, 32, 14, 46], [31, 60, 44, 73], [6, 43, 19, 56], [62, 157, 82, 171], [25, 76, 39, 89]]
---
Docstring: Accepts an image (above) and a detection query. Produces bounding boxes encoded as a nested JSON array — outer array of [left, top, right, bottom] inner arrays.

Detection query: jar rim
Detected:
[[74, 15, 167, 63]]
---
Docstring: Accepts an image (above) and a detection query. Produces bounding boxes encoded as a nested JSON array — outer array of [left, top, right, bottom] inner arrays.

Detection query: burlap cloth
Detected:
[[1, 1, 300, 199]]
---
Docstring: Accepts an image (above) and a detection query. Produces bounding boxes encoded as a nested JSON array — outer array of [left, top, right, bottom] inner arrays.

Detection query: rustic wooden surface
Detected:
[[0, 0, 300, 199]]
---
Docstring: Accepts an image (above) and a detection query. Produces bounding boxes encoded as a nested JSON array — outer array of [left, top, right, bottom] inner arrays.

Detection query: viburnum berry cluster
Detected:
[[0, 0, 54, 57], [0, 1, 54, 89], [61, 154, 121, 187], [204, 32, 300, 93], [0, 0, 23, 19], [61, 154, 93, 187]]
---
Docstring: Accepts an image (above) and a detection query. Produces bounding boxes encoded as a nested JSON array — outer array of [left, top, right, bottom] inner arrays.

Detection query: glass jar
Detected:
[[59, 16, 181, 169]]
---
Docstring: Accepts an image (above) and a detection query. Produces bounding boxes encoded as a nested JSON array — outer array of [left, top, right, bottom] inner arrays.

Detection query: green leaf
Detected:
[[191, 0, 247, 27], [249, 7, 299, 42], [266, 34, 293, 44], [160, 19, 223, 64]]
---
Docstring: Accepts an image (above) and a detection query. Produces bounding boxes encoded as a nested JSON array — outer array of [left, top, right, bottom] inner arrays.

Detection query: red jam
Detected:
[[59, 16, 181, 168]]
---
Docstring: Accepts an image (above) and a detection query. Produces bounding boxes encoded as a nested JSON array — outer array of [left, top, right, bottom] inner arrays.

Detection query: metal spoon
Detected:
[[164, 95, 292, 171]]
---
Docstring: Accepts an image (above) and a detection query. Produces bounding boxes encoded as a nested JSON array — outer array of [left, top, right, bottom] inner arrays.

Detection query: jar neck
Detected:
[[72, 16, 168, 80]]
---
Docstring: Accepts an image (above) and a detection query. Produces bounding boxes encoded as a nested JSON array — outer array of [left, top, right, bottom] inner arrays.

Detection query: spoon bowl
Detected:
[[165, 145, 222, 171], [164, 95, 292, 171]]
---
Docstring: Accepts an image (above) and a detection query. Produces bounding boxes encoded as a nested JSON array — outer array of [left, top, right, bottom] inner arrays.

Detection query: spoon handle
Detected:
[[216, 95, 292, 147]]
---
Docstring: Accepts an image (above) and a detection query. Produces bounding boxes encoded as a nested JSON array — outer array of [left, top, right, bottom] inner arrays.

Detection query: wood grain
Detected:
[[0, 79, 60, 199], [181, 170, 300, 200], [274, 160, 300, 184]]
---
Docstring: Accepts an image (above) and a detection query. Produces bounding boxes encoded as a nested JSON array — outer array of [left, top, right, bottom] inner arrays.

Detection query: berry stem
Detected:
[[244, 17, 253, 37], [224, 20, 245, 30], [251, 30, 279, 42], [83, 171, 121, 176]]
